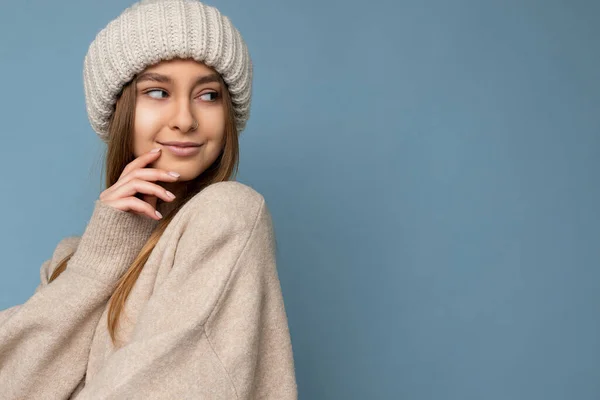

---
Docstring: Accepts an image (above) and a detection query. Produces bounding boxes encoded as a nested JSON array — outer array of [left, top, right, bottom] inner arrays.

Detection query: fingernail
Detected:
[[155, 210, 163, 219], [150, 148, 161, 153], [168, 171, 180, 178], [166, 190, 176, 199]]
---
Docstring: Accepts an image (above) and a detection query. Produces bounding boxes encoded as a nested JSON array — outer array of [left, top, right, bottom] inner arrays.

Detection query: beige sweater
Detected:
[[0, 181, 298, 399]]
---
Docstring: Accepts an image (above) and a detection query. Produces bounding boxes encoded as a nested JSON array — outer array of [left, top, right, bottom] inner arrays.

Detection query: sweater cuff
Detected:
[[67, 200, 159, 285]]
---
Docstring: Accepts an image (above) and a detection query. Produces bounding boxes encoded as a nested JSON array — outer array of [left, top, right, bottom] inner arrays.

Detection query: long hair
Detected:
[[49, 61, 240, 347]]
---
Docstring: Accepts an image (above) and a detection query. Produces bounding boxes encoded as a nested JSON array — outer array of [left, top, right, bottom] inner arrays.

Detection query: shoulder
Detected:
[[193, 181, 265, 207], [186, 181, 268, 221], [179, 181, 272, 238]]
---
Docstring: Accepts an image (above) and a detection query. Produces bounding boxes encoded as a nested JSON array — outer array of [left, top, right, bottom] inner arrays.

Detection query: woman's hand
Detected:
[[99, 148, 180, 220]]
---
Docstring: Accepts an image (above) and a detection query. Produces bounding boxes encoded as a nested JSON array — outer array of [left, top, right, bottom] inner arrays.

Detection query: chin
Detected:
[[178, 170, 205, 181]]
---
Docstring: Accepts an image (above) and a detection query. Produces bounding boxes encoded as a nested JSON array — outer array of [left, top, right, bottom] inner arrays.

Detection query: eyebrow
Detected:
[[135, 72, 220, 87]]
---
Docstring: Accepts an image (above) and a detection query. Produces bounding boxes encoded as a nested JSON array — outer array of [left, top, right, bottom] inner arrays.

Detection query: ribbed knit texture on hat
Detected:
[[83, 0, 252, 143]]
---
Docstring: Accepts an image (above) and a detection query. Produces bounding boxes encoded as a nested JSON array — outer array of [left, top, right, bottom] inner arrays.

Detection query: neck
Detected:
[[156, 199, 177, 217], [156, 181, 187, 217]]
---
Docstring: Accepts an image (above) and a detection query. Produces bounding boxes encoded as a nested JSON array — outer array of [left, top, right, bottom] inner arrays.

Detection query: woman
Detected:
[[0, 0, 298, 398]]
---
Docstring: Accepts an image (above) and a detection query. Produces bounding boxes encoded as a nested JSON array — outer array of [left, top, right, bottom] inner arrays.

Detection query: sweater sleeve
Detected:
[[74, 186, 298, 399], [0, 235, 80, 327], [0, 200, 158, 400]]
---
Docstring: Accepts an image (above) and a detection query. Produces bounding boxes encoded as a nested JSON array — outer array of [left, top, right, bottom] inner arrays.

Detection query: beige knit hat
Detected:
[[83, 0, 252, 143]]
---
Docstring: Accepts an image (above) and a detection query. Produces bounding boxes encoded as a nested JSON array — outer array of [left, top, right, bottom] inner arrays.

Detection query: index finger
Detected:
[[119, 148, 161, 180]]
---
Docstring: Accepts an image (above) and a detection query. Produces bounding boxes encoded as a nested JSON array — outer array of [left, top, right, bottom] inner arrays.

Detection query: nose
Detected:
[[168, 96, 197, 133]]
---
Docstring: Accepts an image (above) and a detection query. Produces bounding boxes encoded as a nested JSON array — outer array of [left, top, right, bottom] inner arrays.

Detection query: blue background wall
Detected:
[[1, 0, 599, 398]]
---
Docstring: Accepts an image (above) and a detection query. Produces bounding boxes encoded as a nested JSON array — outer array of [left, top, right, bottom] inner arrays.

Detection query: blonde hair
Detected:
[[49, 61, 240, 347]]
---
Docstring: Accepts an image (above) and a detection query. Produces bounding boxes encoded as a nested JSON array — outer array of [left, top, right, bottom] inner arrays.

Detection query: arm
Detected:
[[0, 304, 23, 326], [0, 236, 79, 326], [75, 184, 298, 399], [0, 200, 158, 400]]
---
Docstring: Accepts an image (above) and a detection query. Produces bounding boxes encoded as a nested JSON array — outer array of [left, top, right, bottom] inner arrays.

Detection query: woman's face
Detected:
[[133, 58, 226, 184]]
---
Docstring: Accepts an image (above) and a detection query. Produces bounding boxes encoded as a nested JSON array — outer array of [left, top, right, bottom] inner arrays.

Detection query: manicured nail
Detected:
[[155, 210, 163, 219], [168, 171, 180, 178], [150, 148, 161, 153], [165, 190, 176, 199]]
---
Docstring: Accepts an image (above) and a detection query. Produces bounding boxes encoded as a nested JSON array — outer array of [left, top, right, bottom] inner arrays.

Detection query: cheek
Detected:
[[133, 106, 162, 154], [135, 106, 161, 134], [206, 109, 227, 140]]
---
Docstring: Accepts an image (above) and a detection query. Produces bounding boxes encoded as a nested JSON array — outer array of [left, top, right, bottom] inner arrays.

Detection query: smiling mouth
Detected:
[[158, 142, 202, 147], [161, 144, 202, 156]]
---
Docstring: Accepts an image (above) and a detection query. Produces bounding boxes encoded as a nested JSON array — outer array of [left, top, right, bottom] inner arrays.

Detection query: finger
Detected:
[[112, 168, 179, 192], [106, 197, 162, 220], [131, 192, 155, 206], [119, 148, 162, 180], [106, 179, 176, 204]]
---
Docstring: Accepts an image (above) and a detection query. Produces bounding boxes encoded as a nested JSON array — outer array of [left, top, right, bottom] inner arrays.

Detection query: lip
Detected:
[[159, 141, 201, 147], [161, 144, 202, 156]]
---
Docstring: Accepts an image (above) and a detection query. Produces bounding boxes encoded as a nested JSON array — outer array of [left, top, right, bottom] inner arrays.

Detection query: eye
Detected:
[[142, 89, 219, 102], [199, 91, 219, 102], [145, 89, 168, 99]]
